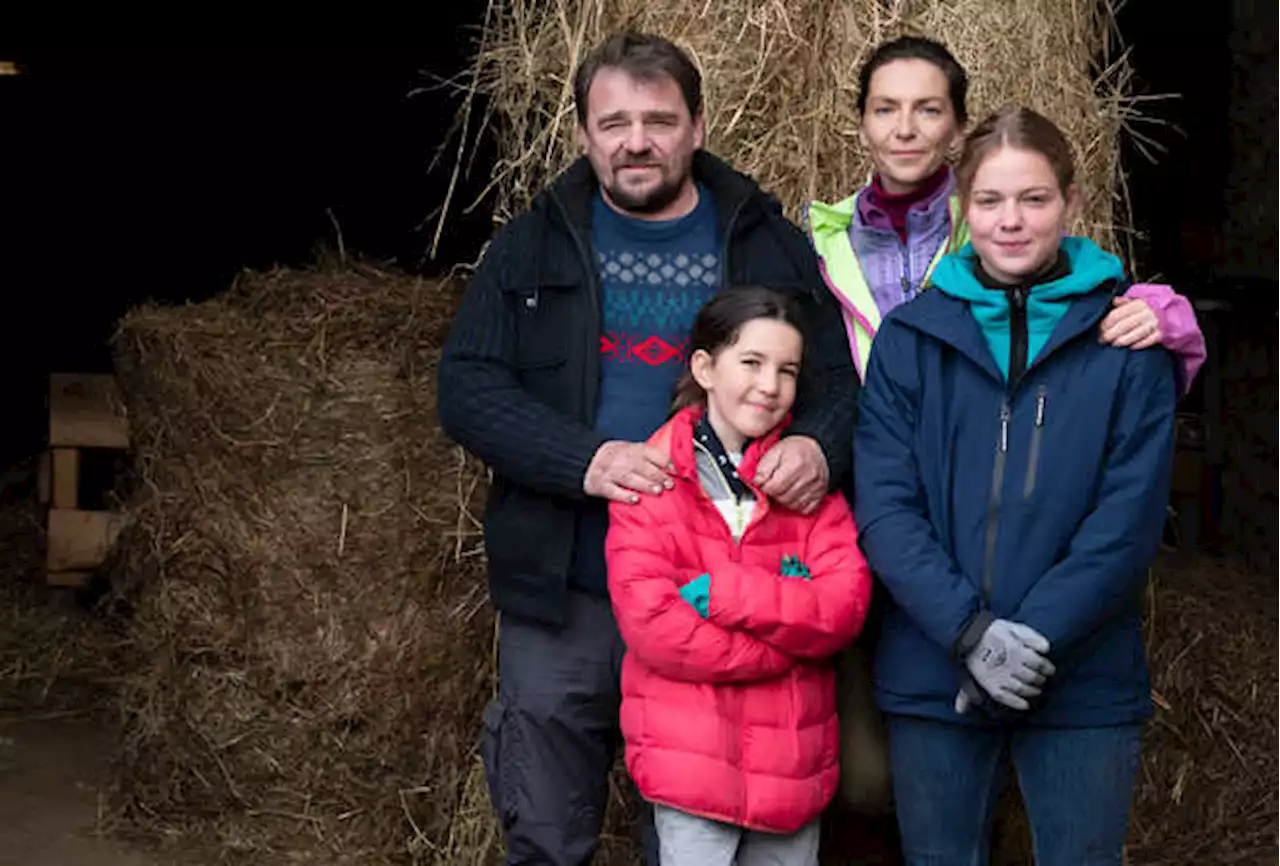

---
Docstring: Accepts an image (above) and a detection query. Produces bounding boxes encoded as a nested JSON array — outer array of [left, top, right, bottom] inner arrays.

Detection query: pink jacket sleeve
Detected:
[[1123, 283, 1207, 396], [706, 494, 872, 659], [605, 496, 796, 684]]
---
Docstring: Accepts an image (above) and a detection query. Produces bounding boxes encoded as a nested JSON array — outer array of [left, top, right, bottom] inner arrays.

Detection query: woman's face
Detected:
[[965, 145, 1077, 283], [860, 58, 961, 194]]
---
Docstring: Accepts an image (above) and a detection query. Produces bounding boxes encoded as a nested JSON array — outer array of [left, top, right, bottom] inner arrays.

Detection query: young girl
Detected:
[[855, 106, 1178, 865], [605, 286, 872, 866]]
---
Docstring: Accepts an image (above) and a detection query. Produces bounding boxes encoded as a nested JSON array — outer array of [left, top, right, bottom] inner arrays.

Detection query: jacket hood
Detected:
[[889, 237, 1128, 383], [933, 236, 1125, 306], [805, 194, 858, 238]]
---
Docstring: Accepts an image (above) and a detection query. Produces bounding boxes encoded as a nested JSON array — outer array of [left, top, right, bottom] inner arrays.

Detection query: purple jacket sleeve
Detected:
[[1122, 283, 1207, 396]]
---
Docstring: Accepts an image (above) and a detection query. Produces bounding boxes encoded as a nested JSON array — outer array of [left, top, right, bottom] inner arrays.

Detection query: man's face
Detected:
[[577, 66, 704, 220]]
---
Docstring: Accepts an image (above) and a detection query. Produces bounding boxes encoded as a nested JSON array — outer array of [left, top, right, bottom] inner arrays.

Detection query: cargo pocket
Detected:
[[480, 696, 516, 830]]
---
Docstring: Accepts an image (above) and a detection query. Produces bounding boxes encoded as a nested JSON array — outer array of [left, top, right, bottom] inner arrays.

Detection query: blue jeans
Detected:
[[887, 715, 1142, 866]]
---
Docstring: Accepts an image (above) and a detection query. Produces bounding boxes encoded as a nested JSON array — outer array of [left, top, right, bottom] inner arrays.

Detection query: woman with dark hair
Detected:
[[855, 105, 1177, 865], [808, 35, 1205, 820]]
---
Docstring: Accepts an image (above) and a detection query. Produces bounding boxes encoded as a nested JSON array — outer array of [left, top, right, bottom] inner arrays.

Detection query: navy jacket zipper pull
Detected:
[[999, 402, 1011, 452]]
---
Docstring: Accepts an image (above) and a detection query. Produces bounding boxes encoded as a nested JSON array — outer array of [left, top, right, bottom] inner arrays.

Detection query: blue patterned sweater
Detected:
[[571, 187, 720, 593]]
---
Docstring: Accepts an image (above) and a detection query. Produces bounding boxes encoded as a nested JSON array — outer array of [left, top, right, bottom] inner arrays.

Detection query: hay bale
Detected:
[[0, 458, 121, 713], [106, 263, 495, 864], [1129, 553, 1278, 866], [448, 0, 1135, 255]]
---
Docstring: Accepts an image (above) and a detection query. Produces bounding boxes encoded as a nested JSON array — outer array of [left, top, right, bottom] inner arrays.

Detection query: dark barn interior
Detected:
[[1115, 0, 1278, 570]]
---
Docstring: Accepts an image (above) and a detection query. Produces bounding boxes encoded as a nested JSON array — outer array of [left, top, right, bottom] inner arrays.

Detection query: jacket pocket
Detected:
[[502, 282, 576, 406], [1023, 386, 1048, 499], [502, 280, 577, 367]]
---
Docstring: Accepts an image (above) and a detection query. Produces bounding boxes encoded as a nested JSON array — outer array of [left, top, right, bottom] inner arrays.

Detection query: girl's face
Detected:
[[965, 145, 1077, 283], [691, 318, 802, 454], [860, 58, 961, 194]]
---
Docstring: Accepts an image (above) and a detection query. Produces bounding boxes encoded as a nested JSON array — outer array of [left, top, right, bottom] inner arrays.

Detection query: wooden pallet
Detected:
[[39, 373, 130, 588]]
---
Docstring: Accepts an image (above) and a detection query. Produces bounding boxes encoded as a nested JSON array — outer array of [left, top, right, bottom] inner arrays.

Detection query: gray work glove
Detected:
[[958, 619, 1055, 712]]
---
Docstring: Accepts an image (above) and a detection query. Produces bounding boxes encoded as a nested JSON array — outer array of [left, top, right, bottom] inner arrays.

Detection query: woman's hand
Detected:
[[1099, 296, 1162, 350]]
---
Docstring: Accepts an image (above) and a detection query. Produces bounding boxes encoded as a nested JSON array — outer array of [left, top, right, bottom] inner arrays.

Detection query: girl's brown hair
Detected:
[[670, 285, 806, 413], [955, 105, 1076, 204]]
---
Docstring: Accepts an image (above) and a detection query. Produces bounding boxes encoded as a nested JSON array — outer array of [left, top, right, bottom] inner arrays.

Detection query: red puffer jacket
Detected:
[[605, 405, 872, 833]]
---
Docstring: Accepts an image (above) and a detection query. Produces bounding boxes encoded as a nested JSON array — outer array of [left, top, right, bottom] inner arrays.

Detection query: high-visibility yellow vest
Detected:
[[807, 193, 967, 381]]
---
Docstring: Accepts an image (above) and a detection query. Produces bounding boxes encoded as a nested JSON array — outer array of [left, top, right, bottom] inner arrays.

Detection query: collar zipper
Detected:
[[693, 438, 765, 546], [1007, 286, 1029, 390]]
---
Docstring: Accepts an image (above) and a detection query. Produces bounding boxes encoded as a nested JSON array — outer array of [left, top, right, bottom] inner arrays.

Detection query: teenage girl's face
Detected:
[[965, 146, 1078, 283], [860, 58, 961, 194], [691, 318, 802, 455]]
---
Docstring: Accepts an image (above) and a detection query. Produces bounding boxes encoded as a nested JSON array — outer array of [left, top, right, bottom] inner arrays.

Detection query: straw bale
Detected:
[[443, 0, 1141, 259], [0, 458, 122, 714], [91, 279, 1277, 863], [1127, 553, 1278, 866], [105, 263, 496, 864]]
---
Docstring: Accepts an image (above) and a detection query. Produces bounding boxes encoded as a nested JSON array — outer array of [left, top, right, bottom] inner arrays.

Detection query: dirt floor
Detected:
[[0, 713, 167, 866]]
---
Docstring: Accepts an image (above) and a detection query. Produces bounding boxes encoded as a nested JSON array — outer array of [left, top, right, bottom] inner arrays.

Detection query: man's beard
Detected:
[[603, 162, 690, 215]]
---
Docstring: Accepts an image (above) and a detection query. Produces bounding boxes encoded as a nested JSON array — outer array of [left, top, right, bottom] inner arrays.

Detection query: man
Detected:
[[437, 31, 858, 866]]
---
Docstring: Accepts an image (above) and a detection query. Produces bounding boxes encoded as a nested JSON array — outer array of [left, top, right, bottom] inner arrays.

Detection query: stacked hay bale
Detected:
[[108, 264, 495, 864], [453, 0, 1134, 254], [0, 455, 121, 713], [1130, 553, 1279, 865]]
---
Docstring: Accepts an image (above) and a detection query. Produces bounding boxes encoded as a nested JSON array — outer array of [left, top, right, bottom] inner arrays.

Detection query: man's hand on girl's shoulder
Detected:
[[585, 440, 676, 504]]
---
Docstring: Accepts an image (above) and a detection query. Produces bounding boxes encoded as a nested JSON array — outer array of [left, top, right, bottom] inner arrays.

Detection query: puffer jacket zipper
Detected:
[[1023, 386, 1048, 498], [693, 439, 754, 547]]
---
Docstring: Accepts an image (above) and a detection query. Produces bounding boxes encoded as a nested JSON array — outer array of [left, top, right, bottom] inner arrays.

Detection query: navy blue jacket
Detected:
[[853, 263, 1177, 727]]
